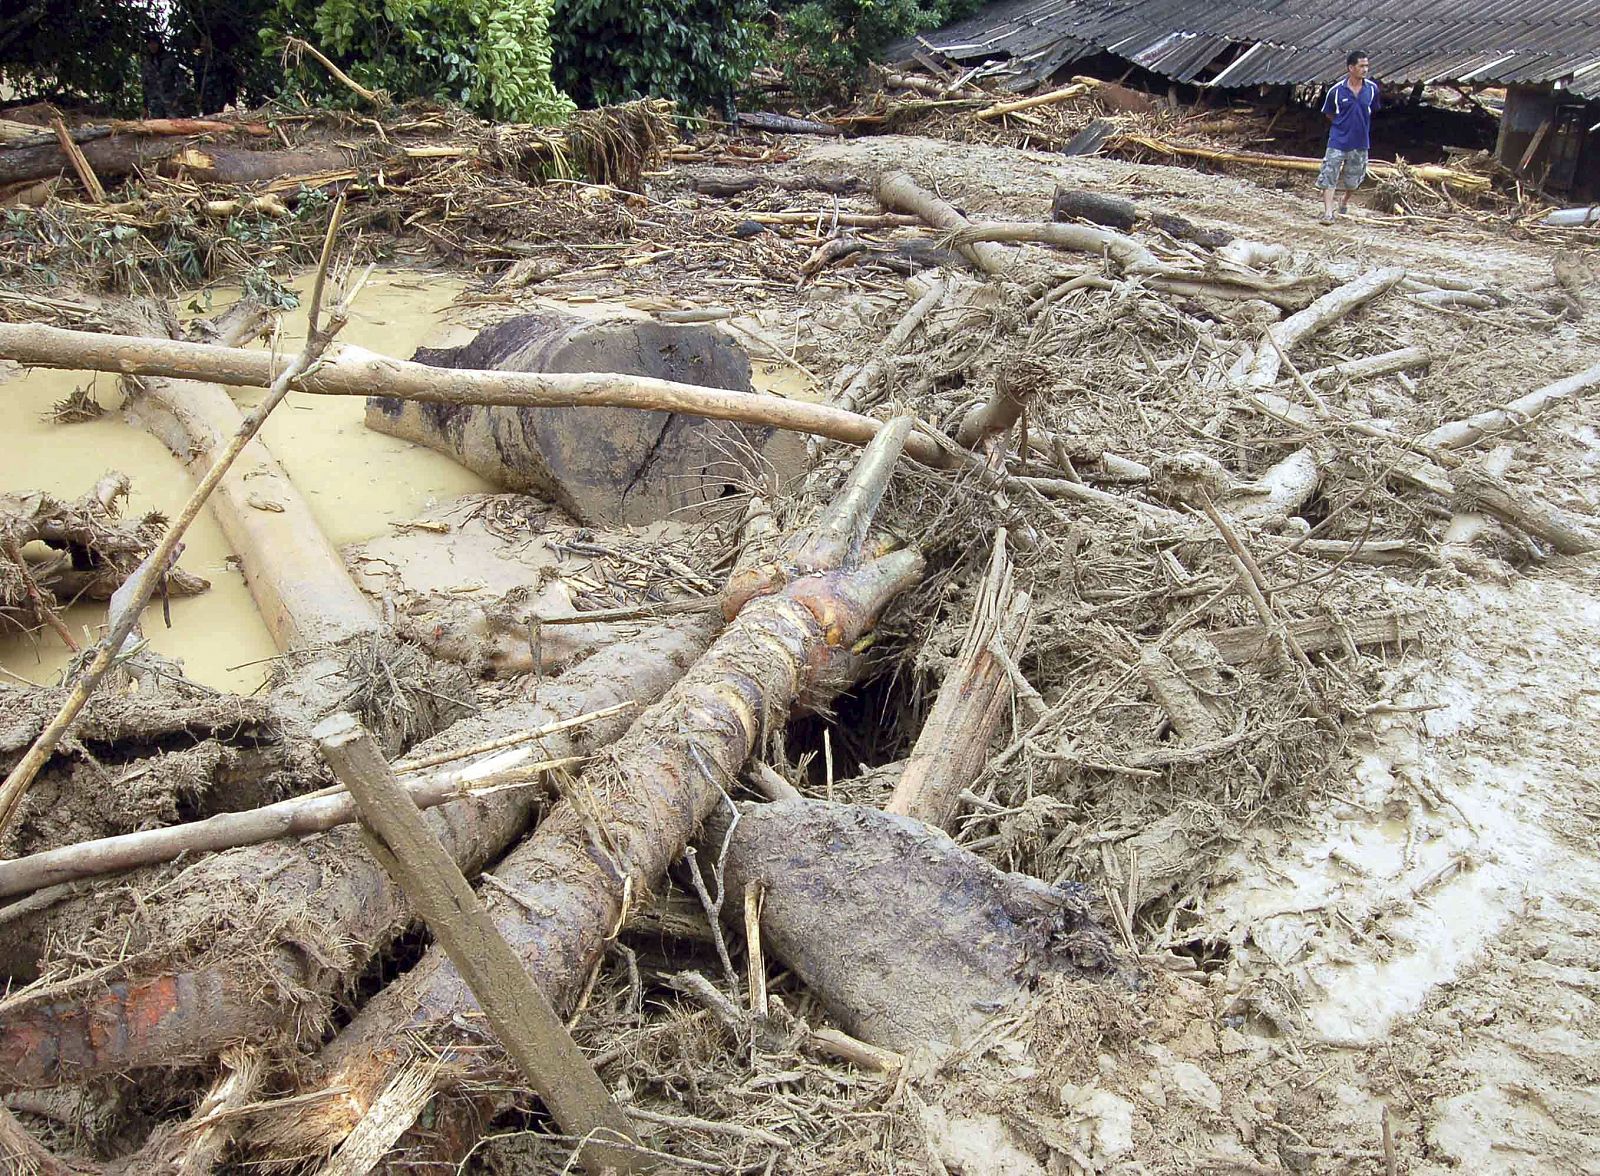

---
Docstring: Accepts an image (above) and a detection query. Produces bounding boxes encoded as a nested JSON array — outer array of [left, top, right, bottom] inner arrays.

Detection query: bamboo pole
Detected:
[[1116, 133, 1494, 194], [976, 83, 1089, 120], [0, 324, 963, 469]]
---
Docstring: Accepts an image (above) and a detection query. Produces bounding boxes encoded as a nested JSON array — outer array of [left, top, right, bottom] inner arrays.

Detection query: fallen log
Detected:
[[875, 171, 1012, 276], [1241, 267, 1407, 388], [368, 310, 800, 525], [1224, 446, 1323, 522], [0, 134, 355, 190], [1451, 464, 1600, 555], [315, 713, 643, 1175], [1305, 345, 1430, 385], [1114, 133, 1494, 195], [735, 112, 842, 136], [0, 323, 965, 470], [249, 429, 924, 1165], [119, 306, 378, 654], [716, 798, 1122, 1052], [1139, 633, 1231, 746], [945, 218, 1159, 272], [1419, 359, 1600, 450], [0, 622, 710, 1090], [1051, 186, 1137, 231], [1189, 609, 1426, 667], [976, 83, 1089, 120], [0, 706, 622, 898]]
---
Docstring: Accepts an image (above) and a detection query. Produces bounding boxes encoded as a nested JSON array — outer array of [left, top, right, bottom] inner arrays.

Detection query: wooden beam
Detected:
[[313, 712, 645, 1175]]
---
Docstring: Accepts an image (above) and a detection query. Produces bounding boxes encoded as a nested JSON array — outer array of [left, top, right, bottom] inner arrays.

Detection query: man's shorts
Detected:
[[1316, 147, 1369, 190]]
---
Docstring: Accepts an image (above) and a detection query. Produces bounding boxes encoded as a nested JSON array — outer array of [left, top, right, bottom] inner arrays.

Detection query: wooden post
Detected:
[[313, 712, 646, 1174]]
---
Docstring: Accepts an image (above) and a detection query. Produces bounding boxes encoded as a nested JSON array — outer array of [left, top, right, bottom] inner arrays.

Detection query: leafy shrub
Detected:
[[265, 0, 574, 122], [0, 1, 153, 113], [551, 0, 767, 113]]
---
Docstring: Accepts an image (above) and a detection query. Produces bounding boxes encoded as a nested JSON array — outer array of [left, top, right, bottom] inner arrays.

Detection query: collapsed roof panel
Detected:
[[887, 0, 1600, 96]]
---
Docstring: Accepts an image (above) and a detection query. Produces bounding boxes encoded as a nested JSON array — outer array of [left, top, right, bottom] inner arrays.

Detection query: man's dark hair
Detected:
[[1347, 50, 1369, 66]]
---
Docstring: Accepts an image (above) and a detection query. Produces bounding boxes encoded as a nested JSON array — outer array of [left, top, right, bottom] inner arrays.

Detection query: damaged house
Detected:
[[892, 0, 1600, 200]]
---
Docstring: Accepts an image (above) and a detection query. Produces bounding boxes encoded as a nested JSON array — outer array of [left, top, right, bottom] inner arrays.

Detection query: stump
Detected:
[[366, 312, 802, 525]]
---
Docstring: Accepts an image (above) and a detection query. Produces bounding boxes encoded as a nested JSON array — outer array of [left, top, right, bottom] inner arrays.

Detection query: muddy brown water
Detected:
[[0, 269, 489, 692], [1, 272, 812, 693]]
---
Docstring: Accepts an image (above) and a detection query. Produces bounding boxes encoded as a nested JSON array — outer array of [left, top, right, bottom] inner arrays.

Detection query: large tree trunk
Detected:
[[247, 436, 925, 1166], [717, 798, 1124, 1052], [370, 311, 803, 525], [126, 370, 376, 655], [0, 134, 357, 189], [0, 621, 711, 1091]]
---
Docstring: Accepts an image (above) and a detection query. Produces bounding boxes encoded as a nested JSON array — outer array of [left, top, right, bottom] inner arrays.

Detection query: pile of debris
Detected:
[[0, 111, 1597, 1175], [0, 98, 675, 299]]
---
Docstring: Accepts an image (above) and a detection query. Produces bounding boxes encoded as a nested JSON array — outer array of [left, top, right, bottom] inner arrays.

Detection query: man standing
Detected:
[[1317, 51, 1379, 223], [140, 34, 190, 119]]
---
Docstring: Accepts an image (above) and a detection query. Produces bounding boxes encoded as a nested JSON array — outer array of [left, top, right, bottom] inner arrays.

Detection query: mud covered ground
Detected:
[[3, 125, 1598, 1174]]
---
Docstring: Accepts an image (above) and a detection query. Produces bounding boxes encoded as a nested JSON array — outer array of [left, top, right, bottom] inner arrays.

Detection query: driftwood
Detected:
[[955, 355, 1053, 450], [734, 112, 842, 136], [249, 427, 924, 1164], [947, 218, 1158, 272], [835, 277, 946, 414], [976, 83, 1088, 120], [1451, 464, 1600, 555], [1241, 267, 1407, 387], [875, 171, 1012, 276], [369, 310, 799, 525], [686, 170, 863, 197], [0, 623, 710, 1090], [0, 323, 965, 470], [1189, 609, 1426, 667], [1305, 345, 1430, 385], [0, 705, 626, 898], [1114, 133, 1494, 195], [0, 132, 355, 190], [1052, 186, 1137, 231], [121, 305, 378, 653], [1420, 359, 1600, 450], [716, 799, 1122, 1052]]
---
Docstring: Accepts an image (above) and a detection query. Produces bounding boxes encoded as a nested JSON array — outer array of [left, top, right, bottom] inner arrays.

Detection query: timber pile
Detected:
[[1, 117, 1599, 1174], [0, 100, 676, 298]]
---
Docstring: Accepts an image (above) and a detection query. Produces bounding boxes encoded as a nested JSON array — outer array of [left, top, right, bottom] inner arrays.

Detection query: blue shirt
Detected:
[[1323, 78, 1380, 151]]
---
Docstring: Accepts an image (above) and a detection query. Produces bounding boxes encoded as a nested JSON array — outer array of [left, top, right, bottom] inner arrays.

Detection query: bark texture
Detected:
[[718, 799, 1126, 1051], [253, 547, 922, 1163]]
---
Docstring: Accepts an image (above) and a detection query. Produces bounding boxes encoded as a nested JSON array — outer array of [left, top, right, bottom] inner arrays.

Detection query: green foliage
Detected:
[[773, 0, 985, 101], [267, 0, 574, 122], [550, 0, 765, 112], [0, 1, 153, 113]]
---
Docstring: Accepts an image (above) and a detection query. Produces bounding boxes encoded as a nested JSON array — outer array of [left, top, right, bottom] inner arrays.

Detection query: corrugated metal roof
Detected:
[[887, 0, 1600, 97]]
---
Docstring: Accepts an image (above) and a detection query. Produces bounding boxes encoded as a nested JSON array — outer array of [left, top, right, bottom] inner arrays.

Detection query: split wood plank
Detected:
[[49, 114, 106, 203]]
